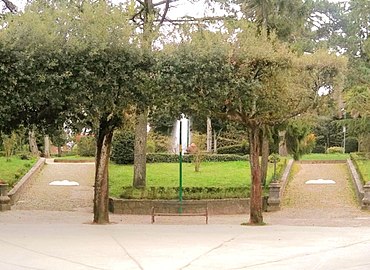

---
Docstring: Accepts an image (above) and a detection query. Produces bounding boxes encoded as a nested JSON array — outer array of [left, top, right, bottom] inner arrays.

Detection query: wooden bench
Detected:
[[151, 201, 208, 224]]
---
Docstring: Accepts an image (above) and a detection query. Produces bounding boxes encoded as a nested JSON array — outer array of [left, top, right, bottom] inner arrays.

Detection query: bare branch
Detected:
[[1, 0, 17, 13], [153, 0, 178, 7], [159, 0, 170, 25], [155, 15, 236, 23], [136, 0, 145, 6]]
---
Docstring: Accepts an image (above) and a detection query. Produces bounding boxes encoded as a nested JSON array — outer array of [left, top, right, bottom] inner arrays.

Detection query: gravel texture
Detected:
[[13, 160, 95, 211], [266, 163, 370, 226]]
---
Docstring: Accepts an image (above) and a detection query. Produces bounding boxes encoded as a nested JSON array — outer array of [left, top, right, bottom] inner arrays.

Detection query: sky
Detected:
[[8, 0, 348, 19]]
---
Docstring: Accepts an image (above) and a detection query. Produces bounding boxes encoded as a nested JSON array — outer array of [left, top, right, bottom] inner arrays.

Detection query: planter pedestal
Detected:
[[362, 182, 370, 210], [0, 183, 11, 211]]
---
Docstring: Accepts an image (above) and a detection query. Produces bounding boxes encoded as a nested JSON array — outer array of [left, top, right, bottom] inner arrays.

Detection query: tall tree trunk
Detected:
[[44, 135, 50, 158], [260, 127, 269, 187], [206, 117, 212, 152], [133, 109, 148, 188], [29, 129, 39, 156], [213, 130, 218, 153], [57, 146, 62, 157], [278, 130, 288, 156], [93, 121, 114, 224], [249, 125, 263, 224]]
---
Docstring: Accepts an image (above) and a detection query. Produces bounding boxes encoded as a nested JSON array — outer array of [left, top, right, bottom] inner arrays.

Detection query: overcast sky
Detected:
[[9, 0, 348, 19]]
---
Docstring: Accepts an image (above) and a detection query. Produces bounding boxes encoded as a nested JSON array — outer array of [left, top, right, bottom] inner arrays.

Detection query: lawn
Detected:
[[354, 158, 370, 184], [0, 157, 37, 187], [109, 160, 284, 198], [300, 153, 349, 160], [53, 155, 95, 161]]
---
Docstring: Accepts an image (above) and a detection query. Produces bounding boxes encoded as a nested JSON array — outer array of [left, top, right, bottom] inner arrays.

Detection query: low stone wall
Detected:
[[109, 198, 250, 215], [296, 160, 347, 164], [53, 159, 94, 163], [346, 158, 365, 205], [8, 158, 46, 205], [267, 159, 294, 211]]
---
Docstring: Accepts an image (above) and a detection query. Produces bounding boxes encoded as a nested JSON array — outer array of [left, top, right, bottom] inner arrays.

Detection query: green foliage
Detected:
[[111, 131, 135, 164], [346, 137, 358, 153], [77, 136, 96, 157], [145, 153, 249, 163], [286, 119, 313, 160], [350, 153, 370, 184], [1, 132, 17, 161], [217, 144, 249, 155], [0, 156, 37, 187], [119, 186, 250, 200], [326, 146, 344, 154]]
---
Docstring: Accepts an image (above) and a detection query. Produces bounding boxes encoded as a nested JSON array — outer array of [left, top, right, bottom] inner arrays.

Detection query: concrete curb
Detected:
[[8, 158, 46, 205], [346, 158, 364, 204], [267, 159, 294, 211], [296, 160, 347, 164], [280, 159, 294, 197]]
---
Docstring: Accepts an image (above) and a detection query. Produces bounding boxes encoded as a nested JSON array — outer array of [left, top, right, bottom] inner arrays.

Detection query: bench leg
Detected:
[[151, 207, 155, 224]]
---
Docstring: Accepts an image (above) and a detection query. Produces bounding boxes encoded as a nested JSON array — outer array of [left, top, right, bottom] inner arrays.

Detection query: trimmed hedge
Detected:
[[111, 131, 135, 164], [119, 186, 250, 200], [217, 144, 249, 155], [146, 153, 249, 163], [77, 136, 96, 157]]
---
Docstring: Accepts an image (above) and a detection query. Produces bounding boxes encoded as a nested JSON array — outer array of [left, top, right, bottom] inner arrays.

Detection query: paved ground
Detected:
[[0, 221, 370, 270], [1, 160, 370, 269]]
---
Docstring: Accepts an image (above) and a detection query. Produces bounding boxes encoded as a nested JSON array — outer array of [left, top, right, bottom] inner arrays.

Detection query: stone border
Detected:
[[346, 158, 365, 205], [296, 160, 347, 164], [267, 159, 294, 211], [53, 159, 95, 163], [8, 158, 46, 205], [109, 198, 250, 215]]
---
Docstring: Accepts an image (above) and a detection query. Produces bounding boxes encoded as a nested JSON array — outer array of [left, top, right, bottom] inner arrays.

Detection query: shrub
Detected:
[[146, 153, 249, 163], [326, 146, 343, 154], [345, 137, 358, 153], [119, 186, 250, 200], [111, 131, 135, 164], [217, 143, 249, 155], [77, 136, 96, 157], [312, 144, 326, 153]]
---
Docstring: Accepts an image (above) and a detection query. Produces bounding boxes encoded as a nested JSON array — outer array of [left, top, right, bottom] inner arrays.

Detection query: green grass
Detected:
[[53, 155, 95, 161], [109, 161, 283, 198], [355, 159, 370, 184], [300, 153, 349, 160], [0, 157, 37, 187]]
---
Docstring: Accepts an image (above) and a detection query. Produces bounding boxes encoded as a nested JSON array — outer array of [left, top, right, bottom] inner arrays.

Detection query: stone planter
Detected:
[[361, 182, 370, 210], [0, 183, 11, 211]]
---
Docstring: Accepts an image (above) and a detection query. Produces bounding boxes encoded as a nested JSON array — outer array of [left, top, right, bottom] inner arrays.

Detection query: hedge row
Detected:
[[119, 186, 250, 200], [146, 153, 249, 163], [217, 144, 249, 155]]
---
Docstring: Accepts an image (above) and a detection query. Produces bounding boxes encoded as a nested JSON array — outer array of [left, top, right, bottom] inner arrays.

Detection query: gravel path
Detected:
[[13, 160, 95, 211], [266, 163, 370, 226]]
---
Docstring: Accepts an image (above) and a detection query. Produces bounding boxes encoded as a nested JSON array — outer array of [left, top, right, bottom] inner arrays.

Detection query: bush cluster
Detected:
[[326, 146, 344, 154], [217, 143, 249, 155], [119, 186, 250, 200], [111, 131, 135, 164], [77, 136, 96, 157], [145, 153, 249, 163]]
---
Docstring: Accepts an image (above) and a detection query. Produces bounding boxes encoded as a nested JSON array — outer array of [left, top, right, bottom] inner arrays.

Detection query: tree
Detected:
[[163, 21, 346, 224], [0, 0, 156, 224]]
